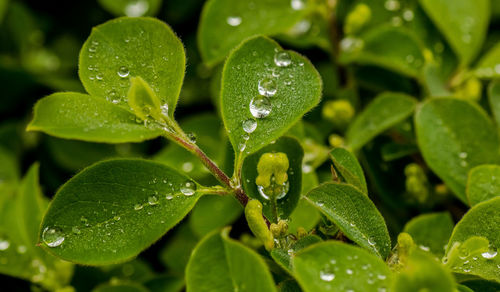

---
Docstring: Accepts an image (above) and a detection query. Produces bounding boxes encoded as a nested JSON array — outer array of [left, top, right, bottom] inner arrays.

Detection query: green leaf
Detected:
[[415, 98, 500, 203], [186, 229, 277, 292], [144, 274, 184, 292], [127, 76, 163, 122], [198, 0, 309, 65], [27, 92, 162, 143], [79, 17, 185, 116], [221, 36, 322, 162], [393, 250, 456, 292], [242, 136, 304, 221], [39, 159, 204, 265], [339, 26, 425, 78], [287, 197, 321, 234], [330, 147, 367, 194], [346, 92, 417, 151], [159, 224, 199, 276], [474, 43, 500, 79], [487, 80, 500, 127], [444, 197, 500, 282], [403, 212, 454, 257], [98, 0, 162, 17], [467, 165, 500, 206], [0, 146, 19, 193], [305, 182, 391, 258], [293, 241, 392, 292], [418, 0, 490, 65], [189, 195, 242, 237]]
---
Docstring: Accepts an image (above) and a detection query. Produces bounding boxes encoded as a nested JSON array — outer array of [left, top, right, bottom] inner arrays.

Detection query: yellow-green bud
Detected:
[[244, 200, 274, 250], [344, 3, 372, 35], [296, 227, 308, 239], [322, 100, 355, 128], [328, 134, 345, 148], [256, 152, 289, 187], [434, 183, 448, 196], [423, 49, 433, 63], [454, 77, 482, 101]]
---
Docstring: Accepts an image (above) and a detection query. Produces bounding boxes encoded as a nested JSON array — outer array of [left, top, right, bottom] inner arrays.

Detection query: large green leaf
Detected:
[[467, 165, 500, 206], [403, 212, 454, 257], [329, 147, 367, 194], [419, 0, 490, 65], [415, 98, 500, 203], [444, 197, 500, 282], [346, 92, 417, 151], [393, 250, 456, 292], [221, 36, 322, 162], [339, 26, 425, 78], [186, 229, 277, 292], [293, 241, 393, 292], [305, 183, 391, 258], [241, 136, 304, 221], [79, 17, 185, 116], [39, 159, 204, 265], [27, 92, 162, 143], [98, 0, 162, 17], [488, 80, 500, 127], [198, 0, 309, 65]]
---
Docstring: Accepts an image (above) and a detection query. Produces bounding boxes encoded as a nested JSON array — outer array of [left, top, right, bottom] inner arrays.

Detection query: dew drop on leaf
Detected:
[[290, 0, 305, 10], [384, 0, 400, 11], [226, 16, 242, 27], [274, 51, 292, 67], [320, 269, 335, 282], [148, 195, 159, 205], [180, 181, 196, 196], [42, 227, 65, 247], [187, 132, 197, 143], [160, 104, 169, 116], [0, 235, 10, 251], [258, 78, 277, 97], [250, 96, 272, 118], [134, 203, 143, 210], [117, 66, 130, 78], [242, 118, 257, 133], [481, 250, 498, 259]]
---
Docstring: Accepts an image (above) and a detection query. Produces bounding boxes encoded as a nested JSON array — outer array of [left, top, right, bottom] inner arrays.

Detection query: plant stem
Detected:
[[160, 121, 250, 207]]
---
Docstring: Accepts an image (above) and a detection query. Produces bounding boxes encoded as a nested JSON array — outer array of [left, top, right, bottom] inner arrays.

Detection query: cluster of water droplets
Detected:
[[382, 0, 414, 27], [225, 0, 305, 28], [443, 241, 499, 274], [318, 255, 388, 291]]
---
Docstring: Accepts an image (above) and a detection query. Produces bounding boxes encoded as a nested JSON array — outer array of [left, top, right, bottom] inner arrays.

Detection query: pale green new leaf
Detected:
[[39, 159, 204, 265], [419, 0, 490, 65], [127, 76, 163, 121], [27, 92, 162, 143], [415, 98, 500, 203], [467, 165, 500, 206], [444, 197, 500, 282], [403, 212, 454, 257], [305, 183, 391, 258], [293, 241, 392, 292], [186, 229, 277, 292], [330, 147, 367, 194], [221, 36, 321, 161], [79, 17, 185, 116], [198, 0, 309, 65], [346, 92, 417, 151]]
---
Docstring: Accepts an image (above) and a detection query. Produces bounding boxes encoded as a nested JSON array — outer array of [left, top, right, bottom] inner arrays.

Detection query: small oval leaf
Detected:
[[221, 36, 321, 162], [330, 147, 367, 194], [403, 212, 454, 257], [39, 159, 203, 265], [305, 182, 391, 258], [415, 98, 500, 203]]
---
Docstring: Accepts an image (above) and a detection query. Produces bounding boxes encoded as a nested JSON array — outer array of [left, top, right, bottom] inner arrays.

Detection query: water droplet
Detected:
[[148, 195, 159, 205], [482, 250, 498, 259], [161, 104, 169, 116], [180, 181, 196, 196], [0, 236, 10, 251], [42, 227, 65, 247], [459, 152, 467, 159], [72, 226, 81, 235], [384, 0, 400, 11], [258, 78, 277, 97], [242, 118, 257, 133], [166, 194, 173, 200], [226, 16, 242, 26], [187, 132, 197, 143], [250, 96, 272, 118], [134, 204, 143, 210], [340, 37, 364, 52], [238, 142, 247, 152], [117, 66, 130, 78], [16, 245, 27, 254], [346, 269, 353, 275], [290, 0, 305, 10], [182, 162, 194, 172], [419, 245, 430, 252], [274, 51, 292, 67], [377, 274, 386, 280], [320, 270, 335, 282], [124, 0, 149, 17]]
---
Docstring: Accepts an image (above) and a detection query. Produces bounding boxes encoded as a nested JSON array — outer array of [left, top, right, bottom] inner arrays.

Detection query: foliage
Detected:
[[0, 0, 499, 291]]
